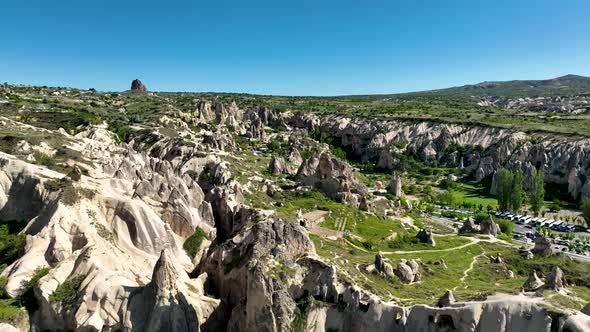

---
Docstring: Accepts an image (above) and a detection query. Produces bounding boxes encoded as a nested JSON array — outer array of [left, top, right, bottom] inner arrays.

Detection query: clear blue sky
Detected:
[[1, 0, 589, 96]]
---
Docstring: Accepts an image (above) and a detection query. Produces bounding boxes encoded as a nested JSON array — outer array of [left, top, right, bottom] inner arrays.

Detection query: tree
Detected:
[[496, 218, 514, 236], [474, 212, 489, 224], [438, 190, 457, 207], [510, 170, 525, 212], [528, 168, 545, 216], [581, 199, 590, 227], [496, 169, 513, 212]]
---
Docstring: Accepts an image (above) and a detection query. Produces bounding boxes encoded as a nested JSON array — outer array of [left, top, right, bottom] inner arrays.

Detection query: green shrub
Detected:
[[496, 218, 514, 236], [183, 227, 207, 259], [550, 199, 561, 212], [44, 178, 67, 191], [267, 139, 282, 152], [49, 275, 84, 311], [18, 267, 49, 312], [34, 153, 56, 167], [61, 182, 95, 206], [115, 126, 128, 143], [0, 225, 25, 268], [291, 295, 316, 332], [330, 146, 347, 160], [474, 212, 489, 224], [441, 210, 467, 220], [45, 179, 95, 205], [393, 140, 408, 149], [413, 218, 425, 229], [78, 111, 101, 125], [386, 233, 420, 249], [0, 276, 8, 299], [301, 149, 314, 160], [0, 299, 27, 326]]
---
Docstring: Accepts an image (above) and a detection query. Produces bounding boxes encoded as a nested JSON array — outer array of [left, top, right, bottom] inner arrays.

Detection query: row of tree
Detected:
[[496, 168, 545, 215]]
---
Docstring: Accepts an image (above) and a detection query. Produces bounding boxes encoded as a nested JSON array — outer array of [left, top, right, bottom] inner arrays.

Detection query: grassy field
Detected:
[[312, 234, 503, 305], [451, 182, 498, 209], [312, 234, 590, 308]]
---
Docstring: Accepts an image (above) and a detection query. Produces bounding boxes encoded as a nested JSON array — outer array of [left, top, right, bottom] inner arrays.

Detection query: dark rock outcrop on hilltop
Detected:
[[130, 79, 147, 92], [296, 150, 368, 208]]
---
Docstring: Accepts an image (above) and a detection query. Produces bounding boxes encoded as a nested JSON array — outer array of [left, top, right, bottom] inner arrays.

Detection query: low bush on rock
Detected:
[[0, 224, 26, 268], [49, 275, 85, 311], [44, 179, 96, 205], [291, 295, 317, 332], [0, 299, 27, 327], [19, 267, 49, 312], [183, 227, 207, 259]]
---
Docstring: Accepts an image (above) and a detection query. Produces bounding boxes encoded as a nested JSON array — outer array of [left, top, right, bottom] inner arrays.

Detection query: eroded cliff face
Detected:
[[273, 113, 590, 200], [232, 106, 590, 200], [0, 125, 220, 331], [1, 100, 589, 332]]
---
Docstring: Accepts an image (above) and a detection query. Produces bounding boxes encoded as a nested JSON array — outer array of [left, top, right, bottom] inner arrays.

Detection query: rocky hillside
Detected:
[[399, 75, 590, 113], [314, 115, 590, 200], [0, 83, 589, 331], [421, 74, 590, 98]]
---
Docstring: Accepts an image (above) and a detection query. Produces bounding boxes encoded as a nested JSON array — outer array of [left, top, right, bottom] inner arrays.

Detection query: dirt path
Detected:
[[344, 238, 369, 253], [380, 236, 480, 255], [458, 252, 487, 286]]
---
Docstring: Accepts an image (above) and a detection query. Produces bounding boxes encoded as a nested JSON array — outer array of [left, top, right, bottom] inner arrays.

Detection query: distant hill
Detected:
[[410, 74, 590, 98]]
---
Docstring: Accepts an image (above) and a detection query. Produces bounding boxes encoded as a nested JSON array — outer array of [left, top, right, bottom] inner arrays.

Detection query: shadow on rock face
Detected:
[[0, 173, 45, 222]]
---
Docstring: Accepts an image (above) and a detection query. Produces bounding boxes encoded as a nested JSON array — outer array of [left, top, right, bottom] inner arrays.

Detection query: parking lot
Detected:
[[497, 212, 589, 234]]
